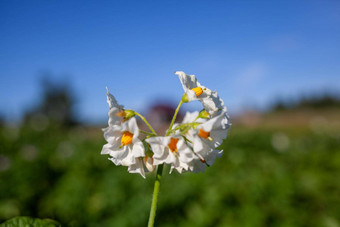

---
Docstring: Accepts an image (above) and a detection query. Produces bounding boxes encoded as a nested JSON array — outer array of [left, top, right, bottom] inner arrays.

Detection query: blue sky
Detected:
[[1, 0, 340, 123]]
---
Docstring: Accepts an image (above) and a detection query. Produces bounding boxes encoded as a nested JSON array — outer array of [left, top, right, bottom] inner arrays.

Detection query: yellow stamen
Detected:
[[198, 129, 213, 141], [168, 137, 179, 153], [121, 131, 133, 146], [191, 87, 203, 97]]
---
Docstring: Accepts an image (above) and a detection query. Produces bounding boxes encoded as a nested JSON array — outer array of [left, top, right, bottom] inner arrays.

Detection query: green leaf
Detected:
[[1, 216, 61, 227]]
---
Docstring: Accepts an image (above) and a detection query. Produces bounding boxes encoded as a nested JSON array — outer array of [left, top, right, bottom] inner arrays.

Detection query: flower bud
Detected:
[[124, 109, 135, 119], [181, 93, 189, 103], [116, 109, 136, 121], [144, 156, 155, 172], [198, 109, 210, 119]]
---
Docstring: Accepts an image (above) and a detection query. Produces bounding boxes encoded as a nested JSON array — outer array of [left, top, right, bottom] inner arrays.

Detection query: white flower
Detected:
[[101, 117, 146, 177], [186, 111, 230, 172], [174, 71, 226, 116], [146, 136, 195, 173], [175, 71, 212, 102]]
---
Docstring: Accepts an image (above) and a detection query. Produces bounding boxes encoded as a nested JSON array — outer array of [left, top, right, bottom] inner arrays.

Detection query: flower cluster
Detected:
[[101, 71, 230, 178]]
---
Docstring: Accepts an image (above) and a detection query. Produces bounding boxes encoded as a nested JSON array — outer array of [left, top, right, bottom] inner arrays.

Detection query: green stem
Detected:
[[147, 164, 164, 227], [140, 130, 155, 136], [166, 100, 183, 136], [134, 112, 157, 136]]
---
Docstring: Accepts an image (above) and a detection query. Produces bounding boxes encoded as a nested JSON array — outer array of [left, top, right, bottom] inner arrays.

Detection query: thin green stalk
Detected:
[[166, 100, 183, 136], [140, 130, 155, 136], [134, 112, 157, 136], [147, 164, 164, 227]]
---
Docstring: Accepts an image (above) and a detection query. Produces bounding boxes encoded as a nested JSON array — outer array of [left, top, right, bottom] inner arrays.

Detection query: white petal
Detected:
[[170, 163, 188, 174], [103, 127, 121, 145], [146, 137, 173, 165], [174, 71, 198, 92], [127, 118, 140, 141], [210, 129, 228, 145], [177, 140, 195, 163], [201, 97, 219, 114], [108, 108, 123, 126], [200, 111, 228, 131], [101, 143, 113, 155], [186, 90, 198, 102], [203, 91, 227, 116], [189, 158, 207, 173], [128, 158, 146, 178], [211, 91, 227, 112], [145, 137, 166, 159], [109, 146, 130, 165], [131, 141, 145, 157], [204, 149, 223, 166], [193, 136, 207, 154], [192, 136, 223, 166], [182, 111, 199, 123], [106, 87, 124, 109]]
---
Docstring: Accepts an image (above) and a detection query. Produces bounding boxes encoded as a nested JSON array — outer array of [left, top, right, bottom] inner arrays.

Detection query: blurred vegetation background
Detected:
[[0, 80, 340, 226]]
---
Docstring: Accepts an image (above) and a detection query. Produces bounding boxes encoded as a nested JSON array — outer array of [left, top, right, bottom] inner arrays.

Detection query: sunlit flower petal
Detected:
[[175, 71, 212, 102], [175, 71, 228, 116], [101, 117, 145, 170], [128, 158, 146, 178], [146, 136, 195, 173]]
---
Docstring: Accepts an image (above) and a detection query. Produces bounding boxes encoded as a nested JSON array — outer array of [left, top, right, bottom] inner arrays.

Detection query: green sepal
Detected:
[[124, 109, 136, 120], [198, 109, 210, 119], [143, 141, 154, 157], [181, 93, 189, 103]]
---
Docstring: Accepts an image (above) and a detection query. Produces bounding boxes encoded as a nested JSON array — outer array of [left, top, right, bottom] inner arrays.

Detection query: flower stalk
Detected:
[[134, 111, 157, 136], [147, 164, 164, 227], [166, 99, 184, 136]]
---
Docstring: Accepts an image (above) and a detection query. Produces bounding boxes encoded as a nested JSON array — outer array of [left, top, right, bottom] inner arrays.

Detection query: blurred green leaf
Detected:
[[1, 216, 60, 227]]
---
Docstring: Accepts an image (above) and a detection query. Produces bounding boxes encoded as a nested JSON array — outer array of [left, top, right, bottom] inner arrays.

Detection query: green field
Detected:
[[1, 117, 339, 226]]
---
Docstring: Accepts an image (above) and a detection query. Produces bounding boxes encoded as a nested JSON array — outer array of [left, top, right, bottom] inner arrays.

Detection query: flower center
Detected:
[[168, 137, 179, 153], [121, 131, 133, 146], [198, 129, 213, 141], [191, 87, 203, 97]]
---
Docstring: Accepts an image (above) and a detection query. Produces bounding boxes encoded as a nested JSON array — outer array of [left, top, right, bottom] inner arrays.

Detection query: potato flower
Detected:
[[101, 117, 146, 177], [191, 111, 229, 171], [146, 136, 195, 173], [175, 71, 225, 115], [179, 110, 230, 172]]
